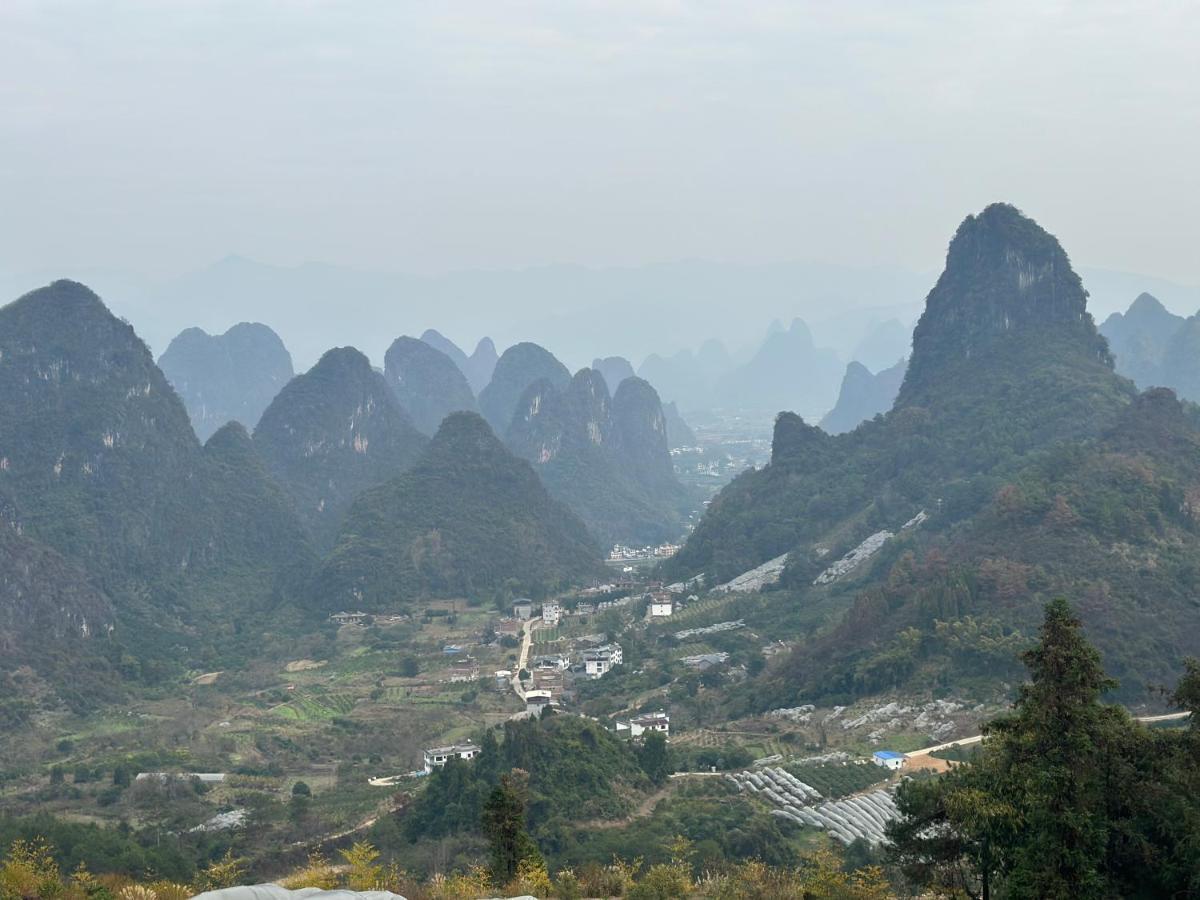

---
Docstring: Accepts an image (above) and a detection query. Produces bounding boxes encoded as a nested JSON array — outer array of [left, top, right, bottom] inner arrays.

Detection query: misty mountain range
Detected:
[[3, 256, 1195, 379]]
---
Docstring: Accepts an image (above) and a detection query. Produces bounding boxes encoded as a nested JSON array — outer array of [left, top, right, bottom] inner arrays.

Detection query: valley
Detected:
[[2, 203, 1200, 896]]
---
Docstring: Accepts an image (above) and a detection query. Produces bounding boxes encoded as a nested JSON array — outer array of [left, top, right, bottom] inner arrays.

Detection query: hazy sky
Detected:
[[2, 0, 1197, 284]]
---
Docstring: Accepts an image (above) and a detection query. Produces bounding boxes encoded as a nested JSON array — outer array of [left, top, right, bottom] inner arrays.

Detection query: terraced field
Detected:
[[271, 693, 358, 721]]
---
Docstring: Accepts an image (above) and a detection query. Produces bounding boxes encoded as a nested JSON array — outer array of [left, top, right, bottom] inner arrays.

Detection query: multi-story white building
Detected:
[[423, 743, 480, 773], [583, 643, 623, 678], [617, 710, 670, 740]]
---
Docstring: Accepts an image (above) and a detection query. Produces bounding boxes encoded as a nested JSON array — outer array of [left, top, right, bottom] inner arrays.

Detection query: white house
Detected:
[[872, 750, 905, 771], [423, 743, 480, 773], [617, 710, 670, 740], [583, 643, 623, 678], [649, 596, 673, 617], [541, 602, 561, 626], [513, 599, 533, 620], [533, 654, 569, 671], [525, 689, 552, 715]]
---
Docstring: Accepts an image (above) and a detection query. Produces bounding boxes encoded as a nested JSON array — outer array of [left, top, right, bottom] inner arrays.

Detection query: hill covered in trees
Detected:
[[0, 282, 316, 709], [478, 342, 571, 433], [505, 370, 689, 544], [253, 347, 428, 550], [315, 412, 602, 606], [668, 203, 1200, 704]]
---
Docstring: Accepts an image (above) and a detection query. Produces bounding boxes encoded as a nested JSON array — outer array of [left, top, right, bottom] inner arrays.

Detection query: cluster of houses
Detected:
[[607, 543, 681, 562]]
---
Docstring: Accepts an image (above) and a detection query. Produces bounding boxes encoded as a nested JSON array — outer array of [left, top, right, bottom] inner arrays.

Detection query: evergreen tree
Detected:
[[481, 770, 542, 885], [890, 599, 1200, 899], [637, 732, 672, 786]]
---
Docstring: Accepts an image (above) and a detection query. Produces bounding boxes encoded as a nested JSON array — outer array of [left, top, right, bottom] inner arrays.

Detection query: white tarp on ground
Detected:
[[192, 887, 406, 900], [713, 554, 789, 593]]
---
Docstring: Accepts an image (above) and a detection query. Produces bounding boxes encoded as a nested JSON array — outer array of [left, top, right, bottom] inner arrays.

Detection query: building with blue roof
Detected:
[[872, 749, 906, 771]]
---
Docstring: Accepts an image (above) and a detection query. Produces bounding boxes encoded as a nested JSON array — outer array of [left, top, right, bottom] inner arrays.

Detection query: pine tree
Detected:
[[480, 769, 542, 885]]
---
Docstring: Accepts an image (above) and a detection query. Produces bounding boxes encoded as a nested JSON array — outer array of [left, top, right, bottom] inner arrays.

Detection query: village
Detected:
[[317, 563, 977, 850]]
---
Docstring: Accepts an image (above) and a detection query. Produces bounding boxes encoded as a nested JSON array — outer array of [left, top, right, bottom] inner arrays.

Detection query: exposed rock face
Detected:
[[714, 319, 844, 420], [0, 521, 113, 663], [1099, 293, 1183, 389], [819, 358, 907, 435], [900, 202, 1111, 404], [0, 280, 201, 577], [592, 356, 637, 393], [158, 322, 294, 441], [663, 401, 697, 448], [254, 347, 427, 549], [507, 369, 615, 466], [612, 376, 676, 489], [316, 411, 602, 606], [478, 342, 571, 433], [506, 370, 687, 544], [0, 281, 314, 695], [670, 203, 1135, 584], [383, 336, 478, 434]]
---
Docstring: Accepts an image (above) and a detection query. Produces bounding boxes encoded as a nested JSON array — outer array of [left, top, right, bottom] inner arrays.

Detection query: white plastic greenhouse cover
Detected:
[[191, 886, 406, 900]]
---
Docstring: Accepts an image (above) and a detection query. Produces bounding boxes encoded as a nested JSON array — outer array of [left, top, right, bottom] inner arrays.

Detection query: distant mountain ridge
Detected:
[[383, 336, 478, 434], [1100, 293, 1200, 405], [478, 342, 572, 433], [591, 356, 637, 393], [158, 322, 294, 441], [505, 370, 688, 544], [819, 358, 907, 434], [713, 319, 843, 420], [420, 330, 498, 394]]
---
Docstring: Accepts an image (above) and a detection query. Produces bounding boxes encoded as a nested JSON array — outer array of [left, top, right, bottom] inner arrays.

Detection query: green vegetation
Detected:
[[253, 345, 428, 551], [477, 341, 571, 434], [666, 205, 1200, 709], [887, 599, 1200, 898], [316, 412, 603, 606], [505, 370, 690, 545], [784, 762, 889, 800], [401, 715, 650, 845]]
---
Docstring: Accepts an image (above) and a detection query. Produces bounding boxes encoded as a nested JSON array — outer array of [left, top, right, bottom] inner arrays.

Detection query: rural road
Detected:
[[510, 616, 541, 701], [906, 711, 1191, 759]]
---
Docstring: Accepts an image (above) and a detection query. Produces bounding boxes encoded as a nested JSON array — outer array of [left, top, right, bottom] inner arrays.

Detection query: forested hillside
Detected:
[[668, 204, 1200, 705], [315, 412, 603, 606]]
